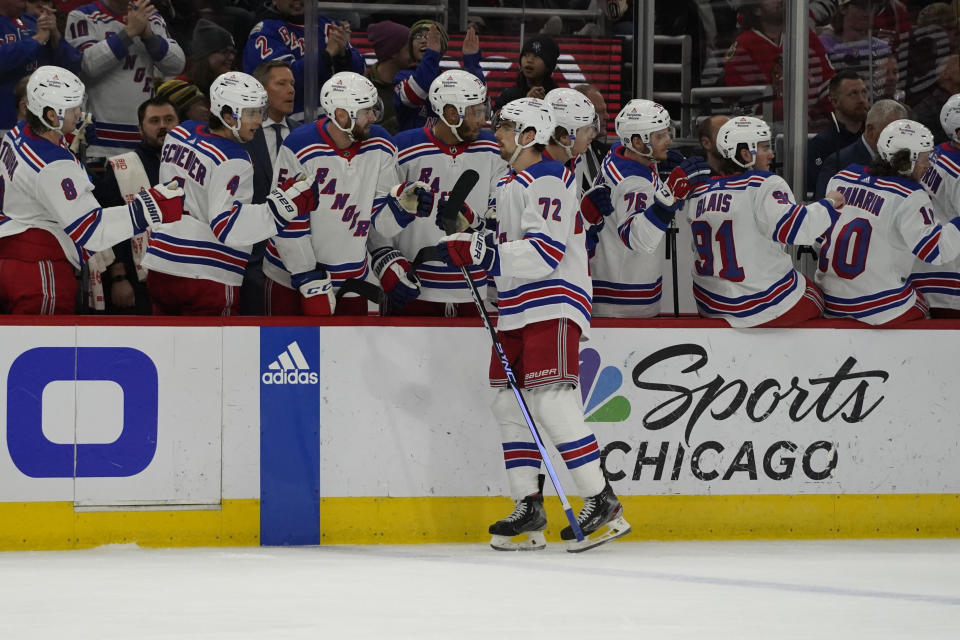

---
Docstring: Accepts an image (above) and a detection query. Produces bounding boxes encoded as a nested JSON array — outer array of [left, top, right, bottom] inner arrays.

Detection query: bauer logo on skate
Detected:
[[261, 341, 319, 385]]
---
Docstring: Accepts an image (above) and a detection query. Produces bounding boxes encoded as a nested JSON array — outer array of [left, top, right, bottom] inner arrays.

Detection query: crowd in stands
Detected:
[[0, 0, 957, 327]]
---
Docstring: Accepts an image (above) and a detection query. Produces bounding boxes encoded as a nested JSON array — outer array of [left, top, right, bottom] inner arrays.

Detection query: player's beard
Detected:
[[458, 124, 479, 143], [352, 124, 370, 142]]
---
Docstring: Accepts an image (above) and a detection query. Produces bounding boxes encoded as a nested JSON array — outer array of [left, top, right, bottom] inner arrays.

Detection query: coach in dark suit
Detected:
[[242, 60, 299, 314], [814, 99, 908, 199]]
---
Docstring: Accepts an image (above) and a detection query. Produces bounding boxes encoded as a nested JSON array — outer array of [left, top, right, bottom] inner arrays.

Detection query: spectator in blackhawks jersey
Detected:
[[242, 0, 364, 123], [817, 119, 960, 325], [66, 0, 184, 162], [433, 98, 630, 552], [142, 71, 319, 316], [265, 72, 431, 317], [0, 67, 184, 314], [623, 115, 846, 328], [910, 94, 960, 317], [394, 20, 484, 132], [0, 0, 82, 132], [376, 69, 505, 317]]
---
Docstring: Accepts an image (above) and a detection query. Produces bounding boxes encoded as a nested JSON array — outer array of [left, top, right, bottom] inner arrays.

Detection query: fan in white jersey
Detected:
[[625, 115, 846, 328], [435, 97, 630, 552], [0, 66, 184, 314], [909, 94, 960, 317], [266, 71, 433, 316], [374, 69, 506, 316], [818, 119, 960, 325], [144, 71, 319, 316], [589, 99, 699, 317]]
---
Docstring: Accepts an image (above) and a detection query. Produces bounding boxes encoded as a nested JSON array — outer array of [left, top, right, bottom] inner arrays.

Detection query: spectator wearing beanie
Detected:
[[394, 20, 484, 132], [366, 20, 410, 134], [155, 78, 210, 124], [184, 19, 237, 95], [493, 34, 559, 112]]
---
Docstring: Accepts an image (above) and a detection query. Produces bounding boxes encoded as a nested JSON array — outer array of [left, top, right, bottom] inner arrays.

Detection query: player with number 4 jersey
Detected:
[[145, 72, 318, 316], [818, 119, 960, 325], [678, 116, 844, 327], [0, 67, 184, 314]]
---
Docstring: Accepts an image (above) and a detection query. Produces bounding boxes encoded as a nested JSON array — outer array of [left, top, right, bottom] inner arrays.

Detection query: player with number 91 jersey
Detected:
[[817, 120, 960, 325]]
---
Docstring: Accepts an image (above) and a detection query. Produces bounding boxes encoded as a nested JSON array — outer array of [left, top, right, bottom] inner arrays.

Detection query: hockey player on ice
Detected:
[[265, 71, 433, 316], [909, 94, 960, 316], [818, 118, 960, 325], [435, 98, 630, 552], [144, 71, 319, 315], [376, 69, 506, 316], [0, 66, 183, 314]]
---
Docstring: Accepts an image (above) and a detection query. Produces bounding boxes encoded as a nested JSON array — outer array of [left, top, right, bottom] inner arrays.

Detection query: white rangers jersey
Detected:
[[489, 159, 592, 337], [66, 2, 185, 158], [264, 119, 401, 292], [589, 143, 663, 317], [817, 164, 960, 324], [144, 121, 296, 286], [384, 126, 506, 302], [680, 171, 838, 327], [0, 123, 140, 267], [910, 143, 960, 310]]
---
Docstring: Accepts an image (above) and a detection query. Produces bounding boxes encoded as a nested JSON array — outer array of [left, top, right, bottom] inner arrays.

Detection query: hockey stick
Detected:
[[440, 169, 585, 543], [335, 277, 383, 303], [666, 220, 680, 317]]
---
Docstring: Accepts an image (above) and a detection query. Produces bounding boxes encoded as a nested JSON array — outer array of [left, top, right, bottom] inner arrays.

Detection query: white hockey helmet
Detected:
[[940, 93, 960, 144], [545, 87, 599, 155], [495, 97, 555, 164], [320, 71, 383, 138], [877, 119, 934, 174], [429, 70, 487, 141], [614, 99, 671, 157], [26, 65, 85, 133], [716, 115, 772, 169], [210, 71, 267, 138]]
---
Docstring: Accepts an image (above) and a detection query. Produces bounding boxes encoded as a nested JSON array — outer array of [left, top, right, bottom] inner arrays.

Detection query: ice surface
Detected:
[[1, 539, 959, 639]]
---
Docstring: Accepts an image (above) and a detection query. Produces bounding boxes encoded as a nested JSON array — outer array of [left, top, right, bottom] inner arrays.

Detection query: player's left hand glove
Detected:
[[371, 247, 420, 309], [436, 231, 498, 272], [267, 173, 319, 224], [129, 180, 184, 231], [665, 155, 711, 200], [292, 267, 336, 316], [386, 181, 432, 227], [649, 183, 682, 228], [434, 194, 480, 233], [579, 184, 613, 229]]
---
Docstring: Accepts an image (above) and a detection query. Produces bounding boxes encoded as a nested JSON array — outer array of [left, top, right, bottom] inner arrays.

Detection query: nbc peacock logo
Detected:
[[579, 348, 631, 422]]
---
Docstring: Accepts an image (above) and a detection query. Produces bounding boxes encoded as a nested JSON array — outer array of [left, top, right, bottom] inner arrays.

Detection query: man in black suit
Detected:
[[807, 71, 869, 197], [814, 98, 908, 199], [241, 59, 299, 315]]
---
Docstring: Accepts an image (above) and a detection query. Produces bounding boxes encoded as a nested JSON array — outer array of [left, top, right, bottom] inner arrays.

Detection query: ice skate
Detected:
[[561, 482, 630, 553], [489, 486, 547, 551]]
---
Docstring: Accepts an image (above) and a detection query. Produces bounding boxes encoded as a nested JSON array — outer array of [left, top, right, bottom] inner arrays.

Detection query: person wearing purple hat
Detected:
[[366, 20, 410, 134]]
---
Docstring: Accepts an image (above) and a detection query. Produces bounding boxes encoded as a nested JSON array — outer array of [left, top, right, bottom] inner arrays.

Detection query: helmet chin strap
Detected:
[[329, 109, 357, 141], [626, 136, 654, 159], [509, 130, 538, 165], [442, 113, 465, 143]]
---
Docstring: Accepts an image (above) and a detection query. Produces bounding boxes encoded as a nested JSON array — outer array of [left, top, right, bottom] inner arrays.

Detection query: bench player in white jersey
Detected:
[[435, 98, 630, 552], [588, 99, 674, 317], [265, 71, 432, 316], [817, 120, 960, 325], [909, 94, 960, 317], [375, 69, 505, 316], [0, 66, 183, 314], [647, 116, 844, 327], [144, 71, 318, 315], [67, 0, 185, 159]]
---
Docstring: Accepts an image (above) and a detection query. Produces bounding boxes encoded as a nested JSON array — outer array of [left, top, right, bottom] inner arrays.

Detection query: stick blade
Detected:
[[439, 169, 480, 234]]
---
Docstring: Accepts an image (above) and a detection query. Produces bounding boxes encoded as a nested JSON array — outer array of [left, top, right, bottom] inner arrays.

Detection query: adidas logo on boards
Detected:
[[261, 341, 319, 385]]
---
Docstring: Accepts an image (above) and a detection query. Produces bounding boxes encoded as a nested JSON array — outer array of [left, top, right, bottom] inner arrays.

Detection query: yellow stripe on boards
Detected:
[[0, 499, 259, 551], [3, 495, 960, 550]]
